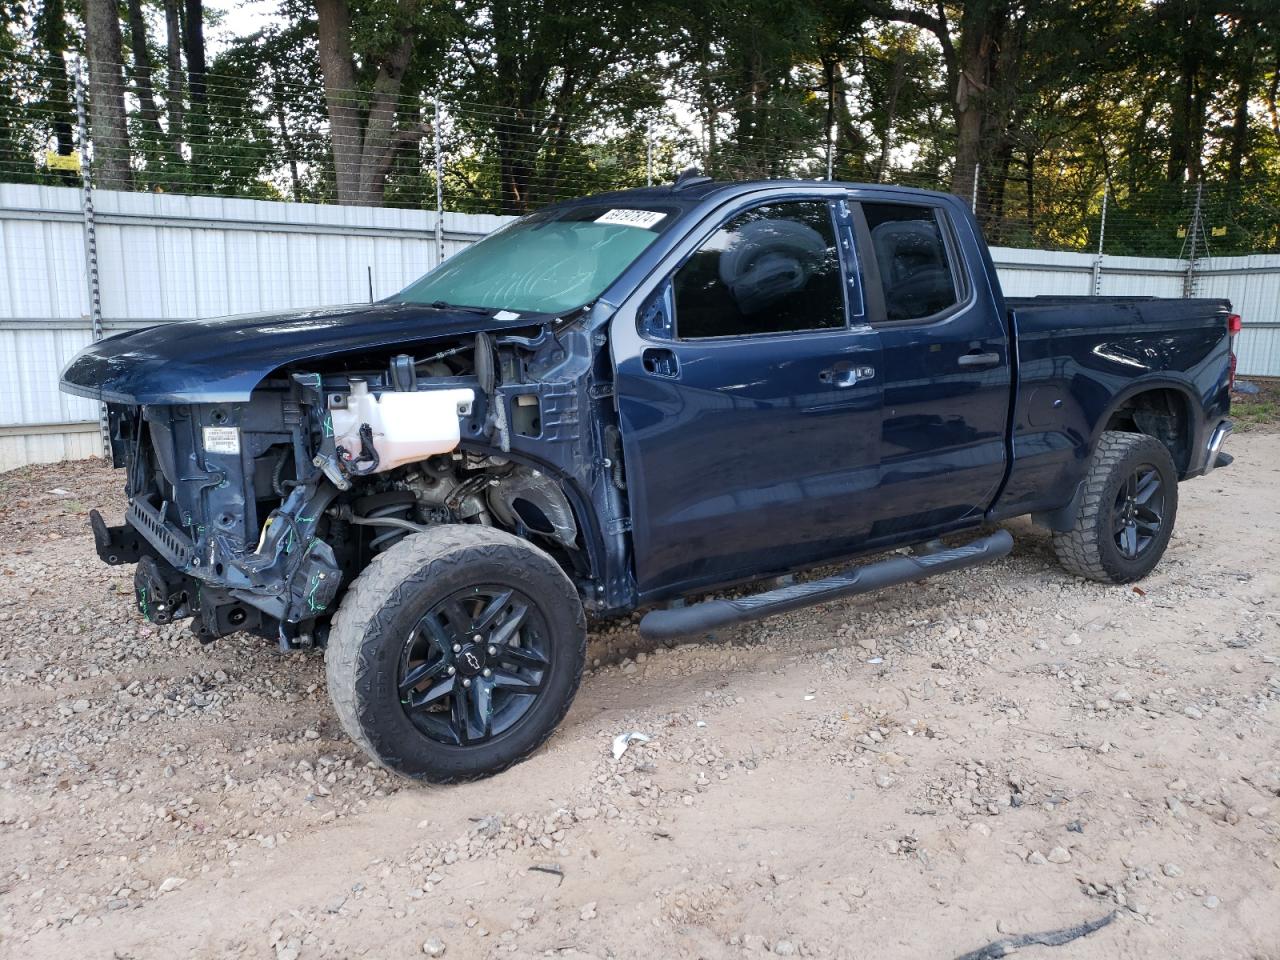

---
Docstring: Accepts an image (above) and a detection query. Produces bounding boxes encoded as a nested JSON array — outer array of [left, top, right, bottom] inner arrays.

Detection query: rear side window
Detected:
[[862, 202, 959, 322], [674, 201, 845, 339]]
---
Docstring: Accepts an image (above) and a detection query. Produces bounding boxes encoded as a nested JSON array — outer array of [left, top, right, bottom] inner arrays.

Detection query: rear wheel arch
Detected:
[[1095, 382, 1199, 477]]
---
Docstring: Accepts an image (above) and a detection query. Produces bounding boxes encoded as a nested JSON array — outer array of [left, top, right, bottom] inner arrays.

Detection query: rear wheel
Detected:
[[1052, 430, 1178, 584], [325, 525, 586, 782]]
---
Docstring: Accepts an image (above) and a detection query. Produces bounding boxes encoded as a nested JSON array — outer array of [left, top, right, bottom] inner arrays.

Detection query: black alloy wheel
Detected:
[[1112, 464, 1165, 559], [398, 585, 552, 745]]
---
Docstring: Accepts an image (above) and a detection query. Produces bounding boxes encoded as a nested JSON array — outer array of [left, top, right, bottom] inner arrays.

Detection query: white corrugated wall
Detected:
[[1, 184, 1277, 471]]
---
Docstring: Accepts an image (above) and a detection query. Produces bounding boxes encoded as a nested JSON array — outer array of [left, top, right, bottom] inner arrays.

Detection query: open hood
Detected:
[[60, 302, 543, 404]]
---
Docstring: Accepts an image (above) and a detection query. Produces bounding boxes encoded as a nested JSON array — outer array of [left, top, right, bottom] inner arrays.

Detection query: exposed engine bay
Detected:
[[90, 327, 624, 648]]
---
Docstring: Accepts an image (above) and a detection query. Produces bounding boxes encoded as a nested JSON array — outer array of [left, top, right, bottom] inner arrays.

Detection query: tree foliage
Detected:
[[1, 0, 1278, 253]]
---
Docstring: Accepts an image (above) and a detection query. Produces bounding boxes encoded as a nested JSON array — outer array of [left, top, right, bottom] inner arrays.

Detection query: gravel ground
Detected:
[[1, 435, 1278, 960]]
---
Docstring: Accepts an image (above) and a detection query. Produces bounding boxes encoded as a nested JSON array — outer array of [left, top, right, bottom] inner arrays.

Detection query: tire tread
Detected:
[[1052, 430, 1177, 583], [325, 525, 586, 783]]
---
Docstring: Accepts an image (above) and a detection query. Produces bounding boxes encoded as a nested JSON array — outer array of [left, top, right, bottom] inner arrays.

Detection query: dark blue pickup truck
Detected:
[[61, 176, 1239, 782]]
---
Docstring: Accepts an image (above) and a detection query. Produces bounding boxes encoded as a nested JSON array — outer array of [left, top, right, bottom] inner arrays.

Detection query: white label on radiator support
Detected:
[[202, 426, 241, 455]]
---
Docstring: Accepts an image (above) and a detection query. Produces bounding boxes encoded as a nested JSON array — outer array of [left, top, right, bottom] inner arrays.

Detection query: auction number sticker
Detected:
[[202, 426, 241, 455], [596, 208, 667, 229]]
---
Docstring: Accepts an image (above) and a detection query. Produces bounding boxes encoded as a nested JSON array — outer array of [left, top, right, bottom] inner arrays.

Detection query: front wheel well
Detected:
[[1102, 388, 1192, 476]]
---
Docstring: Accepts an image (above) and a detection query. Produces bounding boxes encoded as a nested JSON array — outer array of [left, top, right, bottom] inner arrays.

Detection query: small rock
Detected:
[[156, 877, 186, 895], [1183, 705, 1203, 720], [579, 901, 597, 921], [1046, 846, 1071, 864], [422, 937, 446, 957], [773, 940, 796, 957], [1111, 689, 1133, 704], [1162, 863, 1183, 878], [71, 699, 90, 713], [1027, 851, 1048, 865], [1203, 895, 1220, 909], [875, 773, 893, 789], [1247, 804, 1270, 818], [275, 939, 301, 960]]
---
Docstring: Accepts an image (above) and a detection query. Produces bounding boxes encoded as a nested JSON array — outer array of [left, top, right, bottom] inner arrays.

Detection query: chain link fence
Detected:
[[3, 51, 1279, 260]]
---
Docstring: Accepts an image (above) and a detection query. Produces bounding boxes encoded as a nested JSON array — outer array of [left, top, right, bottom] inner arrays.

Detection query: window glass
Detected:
[[674, 201, 845, 339], [394, 203, 676, 314], [862, 203, 959, 322]]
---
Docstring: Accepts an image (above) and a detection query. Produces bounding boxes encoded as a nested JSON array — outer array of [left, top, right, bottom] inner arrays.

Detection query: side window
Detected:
[[862, 202, 960, 322], [673, 201, 845, 339]]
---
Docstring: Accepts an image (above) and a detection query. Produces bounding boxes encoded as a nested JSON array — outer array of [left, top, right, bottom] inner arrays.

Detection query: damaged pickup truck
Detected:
[[60, 176, 1238, 782]]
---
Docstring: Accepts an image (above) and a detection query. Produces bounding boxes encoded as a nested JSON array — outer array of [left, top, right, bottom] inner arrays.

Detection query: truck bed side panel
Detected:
[[993, 298, 1231, 520]]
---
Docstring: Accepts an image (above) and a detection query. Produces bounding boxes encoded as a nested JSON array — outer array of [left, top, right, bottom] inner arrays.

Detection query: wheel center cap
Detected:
[[457, 644, 486, 677]]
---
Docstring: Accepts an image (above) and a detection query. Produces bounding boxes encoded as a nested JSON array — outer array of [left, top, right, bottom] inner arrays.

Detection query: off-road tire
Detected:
[[325, 525, 586, 783], [1052, 430, 1178, 584]]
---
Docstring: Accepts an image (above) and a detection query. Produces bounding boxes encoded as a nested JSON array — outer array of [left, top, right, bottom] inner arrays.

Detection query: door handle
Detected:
[[642, 347, 679, 378], [957, 351, 1001, 368], [819, 363, 875, 387]]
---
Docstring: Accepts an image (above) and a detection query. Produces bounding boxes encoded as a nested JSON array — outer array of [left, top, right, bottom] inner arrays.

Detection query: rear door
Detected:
[[853, 197, 1011, 538], [612, 196, 883, 597]]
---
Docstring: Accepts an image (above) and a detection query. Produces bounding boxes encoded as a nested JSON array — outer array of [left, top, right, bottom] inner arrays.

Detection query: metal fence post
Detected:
[[73, 58, 111, 458], [971, 163, 981, 214], [1183, 181, 1203, 298], [433, 98, 445, 266], [1091, 180, 1109, 296], [826, 123, 834, 181]]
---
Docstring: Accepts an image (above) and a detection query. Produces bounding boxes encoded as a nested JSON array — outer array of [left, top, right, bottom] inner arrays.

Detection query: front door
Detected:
[[612, 197, 883, 598]]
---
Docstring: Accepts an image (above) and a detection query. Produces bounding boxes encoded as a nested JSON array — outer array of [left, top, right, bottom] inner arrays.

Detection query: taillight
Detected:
[[1227, 313, 1241, 390]]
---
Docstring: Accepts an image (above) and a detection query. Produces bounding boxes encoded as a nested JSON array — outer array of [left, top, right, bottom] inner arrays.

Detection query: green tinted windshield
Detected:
[[394, 203, 677, 314]]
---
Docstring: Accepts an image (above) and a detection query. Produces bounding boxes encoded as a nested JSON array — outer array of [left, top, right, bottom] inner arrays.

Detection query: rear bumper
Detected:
[[1202, 420, 1233, 474]]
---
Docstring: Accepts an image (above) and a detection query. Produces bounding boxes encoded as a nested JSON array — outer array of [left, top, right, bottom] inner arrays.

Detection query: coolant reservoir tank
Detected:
[[330, 379, 475, 473]]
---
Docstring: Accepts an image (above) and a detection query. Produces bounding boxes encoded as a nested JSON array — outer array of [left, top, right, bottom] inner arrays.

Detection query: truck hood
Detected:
[[60, 302, 543, 404]]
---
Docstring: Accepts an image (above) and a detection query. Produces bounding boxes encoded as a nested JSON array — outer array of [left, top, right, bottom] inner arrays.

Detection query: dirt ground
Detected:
[[1, 434, 1277, 960]]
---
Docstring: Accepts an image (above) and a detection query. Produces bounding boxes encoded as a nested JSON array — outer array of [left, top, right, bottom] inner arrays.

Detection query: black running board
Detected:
[[638, 529, 1014, 641]]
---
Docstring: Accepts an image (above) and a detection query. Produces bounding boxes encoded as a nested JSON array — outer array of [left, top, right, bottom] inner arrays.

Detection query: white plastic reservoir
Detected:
[[330, 380, 475, 473]]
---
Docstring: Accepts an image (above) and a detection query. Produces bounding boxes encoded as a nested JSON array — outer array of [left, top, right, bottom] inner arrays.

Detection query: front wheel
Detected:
[[1052, 430, 1178, 584], [325, 526, 586, 782]]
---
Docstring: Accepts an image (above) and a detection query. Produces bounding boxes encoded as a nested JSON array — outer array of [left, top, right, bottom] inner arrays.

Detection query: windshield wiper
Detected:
[[429, 300, 493, 315]]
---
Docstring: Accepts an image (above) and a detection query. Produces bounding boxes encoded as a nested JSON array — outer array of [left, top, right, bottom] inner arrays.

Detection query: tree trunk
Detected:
[[355, 36, 416, 205], [183, 0, 206, 109], [273, 75, 301, 200], [314, 0, 413, 206], [35, 0, 75, 164], [829, 59, 865, 174], [1226, 29, 1252, 187], [315, 0, 365, 204], [164, 0, 184, 145], [1025, 150, 1035, 235], [1267, 48, 1280, 144], [950, 1, 1009, 198], [83, 0, 133, 189], [701, 50, 717, 176], [126, 0, 167, 153], [876, 54, 907, 181]]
